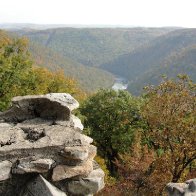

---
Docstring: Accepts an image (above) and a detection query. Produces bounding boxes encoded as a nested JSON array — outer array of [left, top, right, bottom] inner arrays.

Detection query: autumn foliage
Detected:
[[1, 31, 195, 196], [0, 32, 86, 111], [87, 77, 195, 196]]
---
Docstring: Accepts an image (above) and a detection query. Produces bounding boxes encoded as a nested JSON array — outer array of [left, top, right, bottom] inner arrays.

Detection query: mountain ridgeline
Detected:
[[15, 27, 173, 66], [101, 28, 196, 94], [11, 27, 196, 95]]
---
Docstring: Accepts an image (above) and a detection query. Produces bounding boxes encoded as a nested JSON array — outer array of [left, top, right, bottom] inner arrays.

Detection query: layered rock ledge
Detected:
[[166, 178, 196, 196], [0, 93, 105, 196]]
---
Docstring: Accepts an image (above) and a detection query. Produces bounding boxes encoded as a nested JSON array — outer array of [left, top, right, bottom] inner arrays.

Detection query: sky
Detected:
[[0, 0, 196, 27]]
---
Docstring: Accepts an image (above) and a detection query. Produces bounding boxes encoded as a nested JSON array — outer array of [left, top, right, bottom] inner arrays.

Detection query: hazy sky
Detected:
[[1, 0, 196, 27]]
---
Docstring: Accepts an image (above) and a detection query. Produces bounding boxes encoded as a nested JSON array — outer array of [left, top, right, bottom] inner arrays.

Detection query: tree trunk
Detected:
[[107, 149, 118, 176], [172, 169, 184, 182]]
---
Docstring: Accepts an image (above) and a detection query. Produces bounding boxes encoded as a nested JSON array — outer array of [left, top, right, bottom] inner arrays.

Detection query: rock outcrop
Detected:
[[0, 93, 104, 196], [166, 179, 196, 196]]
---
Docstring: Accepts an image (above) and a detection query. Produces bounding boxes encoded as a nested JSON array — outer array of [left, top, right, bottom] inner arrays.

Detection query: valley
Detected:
[[4, 26, 195, 95]]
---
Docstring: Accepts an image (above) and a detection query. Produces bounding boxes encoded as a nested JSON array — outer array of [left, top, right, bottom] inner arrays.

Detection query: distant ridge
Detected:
[[0, 23, 183, 30], [8, 26, 196, 95], [101, 28, 196, 94], [16, 27, 174, 66], [1, 30, 115, 92], [29, 41, 115, 92]]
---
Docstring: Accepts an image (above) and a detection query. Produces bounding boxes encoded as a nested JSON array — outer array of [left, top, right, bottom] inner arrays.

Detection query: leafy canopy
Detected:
[[99, 76, 195, 195], [0, 36, 32, 110], [80, 89, 142, 174], [142, 75, 196, 182]]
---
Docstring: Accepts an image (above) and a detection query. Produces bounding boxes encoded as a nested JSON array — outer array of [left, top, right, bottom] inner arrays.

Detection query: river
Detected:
[[112, 77, 128, 90]]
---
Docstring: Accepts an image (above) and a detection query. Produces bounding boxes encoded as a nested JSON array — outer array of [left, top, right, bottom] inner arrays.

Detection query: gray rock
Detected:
[[0, 160, 12, 181], [45, 93, 79, 111], [52, 160, 93, 181], [0, 124, 93, 162], [186, 179, 196, 192], [61, 145, 96, 161], [166, 179, 196, 196], [16, 118, 53, 128], [71, 115, 84, 131], [88, 145, 97, 160], [0, 93, 79, 122], [20, 174, 67, 196], [0, 93, 104, 196], [166, 183, 187, 195], [0, 123, 12, 128], [62, 146, 89, 161], [67, 168, 105, 195], [13, 158, 55, 174], [55, 115, 84, 132]]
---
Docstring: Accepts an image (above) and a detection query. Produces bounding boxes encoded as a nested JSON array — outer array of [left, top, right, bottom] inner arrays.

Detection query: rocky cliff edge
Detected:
[[0, 93, 105, 196]]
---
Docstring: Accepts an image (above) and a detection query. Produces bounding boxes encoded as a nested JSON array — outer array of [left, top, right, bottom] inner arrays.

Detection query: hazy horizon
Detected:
[[0, 22, 187, 29], [1, 0, 196, 28]]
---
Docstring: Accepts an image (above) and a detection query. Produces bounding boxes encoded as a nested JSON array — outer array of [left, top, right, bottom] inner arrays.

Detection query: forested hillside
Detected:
[[101, 29, 196, 94], [12, 27, 196, 95], [29, 41, 115, 92], [15, 27, 174, 66], [128, 44, 196, 94]]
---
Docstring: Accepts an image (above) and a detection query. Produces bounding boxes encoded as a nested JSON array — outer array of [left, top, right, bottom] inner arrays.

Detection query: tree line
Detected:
[[80, 76, 195, 195]]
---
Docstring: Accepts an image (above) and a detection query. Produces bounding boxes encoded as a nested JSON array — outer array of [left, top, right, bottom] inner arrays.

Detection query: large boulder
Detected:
[[67, 168, 105, 195], [0, 93, 104, 196], [0, 93, 79, 122], [166, 179, 196, 196]]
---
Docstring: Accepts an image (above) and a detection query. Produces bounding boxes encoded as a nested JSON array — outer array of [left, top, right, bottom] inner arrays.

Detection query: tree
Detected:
[[98, 76, 195, 196], [30, 67, 87, 102], [0, 31, 86, 111], [114, 133, 155, 196], [80, 89, 141, 175], [141, 76, 196, 183], [0, 36, 32, 110]]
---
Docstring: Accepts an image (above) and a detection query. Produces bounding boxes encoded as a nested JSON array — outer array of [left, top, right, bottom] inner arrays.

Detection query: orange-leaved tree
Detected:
[[141, 75, 195, 185]]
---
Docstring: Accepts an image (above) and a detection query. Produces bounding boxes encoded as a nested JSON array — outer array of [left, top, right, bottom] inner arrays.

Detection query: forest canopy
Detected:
[[80, 77, 196, 195]]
